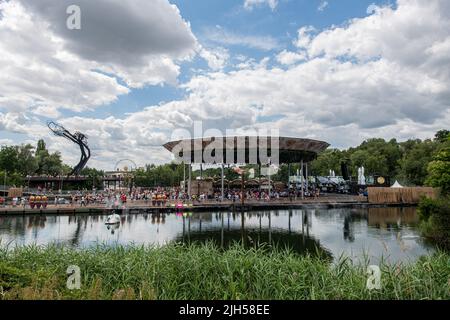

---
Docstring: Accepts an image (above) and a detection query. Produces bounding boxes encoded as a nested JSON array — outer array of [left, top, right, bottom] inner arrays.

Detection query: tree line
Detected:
[[1, 130, 448, 189], [0, 140, 67, 186], [308, 130, 449, 186]]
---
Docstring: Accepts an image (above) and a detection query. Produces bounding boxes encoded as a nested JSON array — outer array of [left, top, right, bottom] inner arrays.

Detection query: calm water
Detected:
[[0, 207, 435, 263]]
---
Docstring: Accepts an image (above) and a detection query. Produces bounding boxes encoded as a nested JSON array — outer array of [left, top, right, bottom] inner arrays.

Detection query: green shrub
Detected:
[[418, 197, 450, 249], [418, 196, 441, 221]]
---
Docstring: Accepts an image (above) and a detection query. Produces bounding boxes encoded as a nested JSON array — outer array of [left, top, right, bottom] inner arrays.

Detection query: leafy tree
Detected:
[[134, 162, 185, 187], [434, 130, 450, 143], [425, 138, 450, 195], [35, 140, 63, 176], [0, 146, 19, 173], [16, 144, 38, 176], [36, 139, 46, 153], [309, 149, 343, 176], [398, 139, 438, 186], [349, 138, 401, 177], [0, 170, 23, 187], [350, 149, 389, 176], [80, 167, 105, 189]]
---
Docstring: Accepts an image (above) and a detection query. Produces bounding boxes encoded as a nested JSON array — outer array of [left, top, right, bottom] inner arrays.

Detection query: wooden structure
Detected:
[[25, 176, 88, 190], [367, 187, 439, 204], [190, 180, 214, 196]]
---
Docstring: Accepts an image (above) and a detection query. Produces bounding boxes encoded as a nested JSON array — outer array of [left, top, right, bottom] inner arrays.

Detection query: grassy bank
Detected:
[[0, 243, 449, 300]]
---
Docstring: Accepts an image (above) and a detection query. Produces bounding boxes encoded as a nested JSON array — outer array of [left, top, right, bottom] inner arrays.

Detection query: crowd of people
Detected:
[[1, 184, 324, 209]]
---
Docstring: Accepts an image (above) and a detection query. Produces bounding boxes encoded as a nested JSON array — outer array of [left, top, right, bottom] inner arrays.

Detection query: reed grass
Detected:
[[0, 243, 448, 300]]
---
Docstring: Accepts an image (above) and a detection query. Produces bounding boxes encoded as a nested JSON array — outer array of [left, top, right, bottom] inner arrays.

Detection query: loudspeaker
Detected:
[[341, 162, 350, 181]]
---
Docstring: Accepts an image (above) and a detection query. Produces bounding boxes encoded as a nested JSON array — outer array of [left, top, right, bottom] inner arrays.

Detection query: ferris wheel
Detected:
[[114, 159, 137, 172]]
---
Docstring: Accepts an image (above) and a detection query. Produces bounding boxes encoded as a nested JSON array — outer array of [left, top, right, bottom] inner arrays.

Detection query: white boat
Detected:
[[105, 212, 121, 225]]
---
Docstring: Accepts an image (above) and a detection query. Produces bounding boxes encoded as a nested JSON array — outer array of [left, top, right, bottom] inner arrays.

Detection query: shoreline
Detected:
[[0, 197, 419, 217]]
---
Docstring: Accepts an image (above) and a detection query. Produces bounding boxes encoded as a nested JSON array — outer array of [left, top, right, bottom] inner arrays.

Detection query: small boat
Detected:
[[105, 212, 121, 225]]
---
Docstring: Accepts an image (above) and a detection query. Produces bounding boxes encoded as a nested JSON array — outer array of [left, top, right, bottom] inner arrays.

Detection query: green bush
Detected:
[[418, 197, 450, 249], [418, 196, 441, 221]]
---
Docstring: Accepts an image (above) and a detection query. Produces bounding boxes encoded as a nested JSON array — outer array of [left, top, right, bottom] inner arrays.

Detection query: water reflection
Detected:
[[178, 216, 331, 260], [0, 207, 434, 263], [106, 224, 120, 235]]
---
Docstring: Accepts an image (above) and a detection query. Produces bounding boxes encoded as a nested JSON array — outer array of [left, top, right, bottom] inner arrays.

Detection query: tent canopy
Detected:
[[391, 180, 404, 188]]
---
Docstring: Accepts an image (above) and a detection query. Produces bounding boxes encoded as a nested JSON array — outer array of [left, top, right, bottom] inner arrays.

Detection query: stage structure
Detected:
[[163, 136, 330, 201], [48, 121, 91, 176]]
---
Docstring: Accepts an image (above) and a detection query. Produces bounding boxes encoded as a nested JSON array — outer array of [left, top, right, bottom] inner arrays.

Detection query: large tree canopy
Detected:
[[0, 139, 63, 186]]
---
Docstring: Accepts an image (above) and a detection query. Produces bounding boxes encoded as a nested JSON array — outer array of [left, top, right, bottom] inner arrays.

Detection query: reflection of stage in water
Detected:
[[26, 215, 47, 229], [176, 211, 332, 260], [343, 215, 355, 242]]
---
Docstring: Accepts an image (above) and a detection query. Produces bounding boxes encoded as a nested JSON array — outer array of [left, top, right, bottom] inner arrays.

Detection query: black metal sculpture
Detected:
[[47, 121, 91, 176]]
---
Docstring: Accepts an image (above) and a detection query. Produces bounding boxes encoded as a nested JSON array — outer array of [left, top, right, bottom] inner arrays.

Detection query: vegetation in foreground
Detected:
[[0, 243, 449, 300]]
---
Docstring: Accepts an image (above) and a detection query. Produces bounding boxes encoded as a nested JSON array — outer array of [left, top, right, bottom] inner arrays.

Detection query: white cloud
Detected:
[[2, 0, 450, 169], [305, 0, 450, 67], [77, 0, 448, 167], [0, 112, 45, 136], [0, 0, 197, 117], [0, 1, 130, 114], [199, 47, 230, 70], [244, 0, 278, 11], [293, 26, 316, 49], [318, 1, 329, 12], [18, 0, 197, 65], [0, 139, 14, 146], [276, 50, 306, 65], [203, 26, 280, 51]]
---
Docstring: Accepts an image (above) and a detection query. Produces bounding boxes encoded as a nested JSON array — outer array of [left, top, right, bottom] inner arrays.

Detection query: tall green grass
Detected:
[[0, 243, 449, 300]]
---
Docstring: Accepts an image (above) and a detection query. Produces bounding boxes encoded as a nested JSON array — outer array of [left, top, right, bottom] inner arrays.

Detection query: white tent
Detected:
[[391, 180, 404, 188]]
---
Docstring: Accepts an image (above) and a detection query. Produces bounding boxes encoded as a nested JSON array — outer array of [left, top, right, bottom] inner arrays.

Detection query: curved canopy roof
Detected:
[[163, 136, 329, 164]]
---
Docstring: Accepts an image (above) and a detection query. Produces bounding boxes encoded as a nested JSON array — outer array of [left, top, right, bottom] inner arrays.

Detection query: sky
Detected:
[[0, 0, 449, 170]]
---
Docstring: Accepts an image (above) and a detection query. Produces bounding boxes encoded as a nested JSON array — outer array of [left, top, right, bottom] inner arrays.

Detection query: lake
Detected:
[[0, 207, 435, 264]]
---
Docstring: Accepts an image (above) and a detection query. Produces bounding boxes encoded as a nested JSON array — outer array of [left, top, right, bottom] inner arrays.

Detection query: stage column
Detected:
[[188, 163, 192, 200], [301, 160, 304, 200], [221, 163, 224, 201]]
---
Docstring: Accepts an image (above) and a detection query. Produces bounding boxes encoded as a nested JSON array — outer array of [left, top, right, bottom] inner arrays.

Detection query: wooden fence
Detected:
[[367, 187, 438, 204]]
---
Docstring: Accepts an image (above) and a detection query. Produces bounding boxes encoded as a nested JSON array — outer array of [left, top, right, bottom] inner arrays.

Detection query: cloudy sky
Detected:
[[0, 0, 449, 170]]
